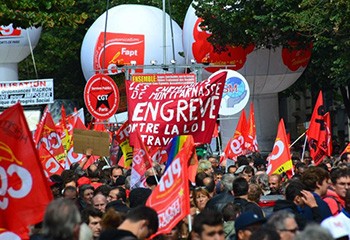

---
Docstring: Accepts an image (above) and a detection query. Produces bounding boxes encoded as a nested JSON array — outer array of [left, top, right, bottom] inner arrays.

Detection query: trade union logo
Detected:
[[84, 74, 120, 120]]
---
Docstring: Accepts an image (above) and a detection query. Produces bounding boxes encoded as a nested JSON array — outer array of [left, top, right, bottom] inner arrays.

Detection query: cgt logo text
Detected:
[[0, 25, 21, 37], [0, 142, 32, 210]]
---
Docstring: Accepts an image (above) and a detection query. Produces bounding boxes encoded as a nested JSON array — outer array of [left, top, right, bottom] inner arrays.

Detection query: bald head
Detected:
[[92, 194, 107, 213]]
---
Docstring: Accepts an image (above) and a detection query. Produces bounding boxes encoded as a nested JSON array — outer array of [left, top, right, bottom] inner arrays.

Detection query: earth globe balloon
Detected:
[[0, 24, 41, 81], [81, 4, 185, 81]]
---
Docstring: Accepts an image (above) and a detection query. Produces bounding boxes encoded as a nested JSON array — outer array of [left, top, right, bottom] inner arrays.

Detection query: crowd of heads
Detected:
[[29, 150, 350, 240]]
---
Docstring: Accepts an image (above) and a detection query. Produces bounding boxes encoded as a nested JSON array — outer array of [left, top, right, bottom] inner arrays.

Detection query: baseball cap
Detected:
[[235, 211, 266, 232]]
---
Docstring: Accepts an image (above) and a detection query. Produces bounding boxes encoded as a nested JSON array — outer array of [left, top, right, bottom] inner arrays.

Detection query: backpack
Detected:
[[323, 195, 342, 214]]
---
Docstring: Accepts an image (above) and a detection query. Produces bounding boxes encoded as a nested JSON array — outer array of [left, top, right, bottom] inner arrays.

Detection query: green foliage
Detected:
[[13, 0, 192, 108], [194, 0, 350, 114]]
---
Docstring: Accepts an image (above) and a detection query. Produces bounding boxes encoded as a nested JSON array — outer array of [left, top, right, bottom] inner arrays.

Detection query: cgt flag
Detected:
[[266, 119, 293, 175], [246, 102, 259, 152], [146, 135, 195, 236], [0, 103, 53, 239], [222, 109, 247, 162]]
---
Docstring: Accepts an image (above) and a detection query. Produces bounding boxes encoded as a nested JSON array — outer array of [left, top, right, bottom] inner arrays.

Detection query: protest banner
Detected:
[[126, 71, 227, 146]]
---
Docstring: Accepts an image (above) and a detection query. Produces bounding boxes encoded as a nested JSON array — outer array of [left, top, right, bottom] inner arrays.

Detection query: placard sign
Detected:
[[0, 79, 54, 107], [84, 74, 119, 120]]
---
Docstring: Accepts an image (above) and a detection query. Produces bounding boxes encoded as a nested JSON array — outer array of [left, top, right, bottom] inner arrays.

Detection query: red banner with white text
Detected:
[[126, 71, 227, 146], [146, 135, 194, 236]]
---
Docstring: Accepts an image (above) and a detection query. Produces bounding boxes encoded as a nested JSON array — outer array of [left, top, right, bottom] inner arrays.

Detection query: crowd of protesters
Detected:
[[29, 148, 350, 240]]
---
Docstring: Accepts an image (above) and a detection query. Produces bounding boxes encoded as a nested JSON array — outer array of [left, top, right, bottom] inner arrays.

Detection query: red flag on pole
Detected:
[[246, 102, 259, 152], [0, 103, 53, 239], [306, 91, 327, 163], [146, 135, 194, 236], [36, 111, 66, 167], [341, 143, 350, 156], [266, 119, 293, 175], [222, 110, 247, 161], [311, 112, 332, 165], [39, 144, 64, 177], [130, 132, 153, 188]]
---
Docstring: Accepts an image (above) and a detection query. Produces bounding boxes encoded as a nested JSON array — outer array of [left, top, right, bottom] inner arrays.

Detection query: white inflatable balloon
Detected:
[[81, 4, 185, 81], [0, 24, 41, 81], [183, 3, 312, 94]]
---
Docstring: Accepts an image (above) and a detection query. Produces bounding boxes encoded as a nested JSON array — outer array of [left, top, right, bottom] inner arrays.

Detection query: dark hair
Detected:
[[94, 184, 112, 197], [232, 177, 249, 196], [243, 165, 255, 175], [203, 176, 216, 193], [237, 155, 249, 167], [285, 180, 305, 201], [81, 207, 103, 224], [330, 168, 350, 184], [195, 172, 209, 186], [87, 164, 100, 178], [61, 169, 78, 186], [63, 186, 77, 196], [126, 206, 159, 234], [129, 188, 152, 208], [193, 209, 223, 235], [227, 165, 237, 173], [79, 184, 94, 198], [249, 226, 281, 240], [295, 162, 306, 170], [109, 186, 127, 203], [301, 166, 329, 191], [146, 175, 158, 187], [222, 202, 241, 221]]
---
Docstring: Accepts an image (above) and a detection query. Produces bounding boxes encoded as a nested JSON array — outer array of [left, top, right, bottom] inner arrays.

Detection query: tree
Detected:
[[194, 0, 350, 118], [12, 0, 191, 109]]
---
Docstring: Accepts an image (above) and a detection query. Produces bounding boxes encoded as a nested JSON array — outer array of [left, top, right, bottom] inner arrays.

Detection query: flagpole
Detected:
[[151, 166, 159, 184], [217, 135, 222, 155], [301, 135, 308, 161], [187, 214, 192, 232], [290, 131, 306, 148]]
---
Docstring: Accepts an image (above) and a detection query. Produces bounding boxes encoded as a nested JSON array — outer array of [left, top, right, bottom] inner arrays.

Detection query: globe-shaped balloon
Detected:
[[183, 3, 312, 94], [81, 4, 185, 81], [0, 24, 41, 81]]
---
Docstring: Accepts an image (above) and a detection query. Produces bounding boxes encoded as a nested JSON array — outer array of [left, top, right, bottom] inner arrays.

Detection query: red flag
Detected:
[[33, 106, 49, 144], [222, 110, 247, 161], [36, 111, 66, 167], [341, 143, 350, 156], [246, 102, 259, 152], [306, 91, 326, 162], [311, 112, 332, 165], [149, 146, 168, 164], [115, 121, 133, 168], [130, 132, 153, 188], [146, 135, 194, 236], [266, 119, 293, 175], [212, 122, 219, 138], [64, 109, 90, 168], [39, 144, 64, 177], [0, 103, 53, 239]]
